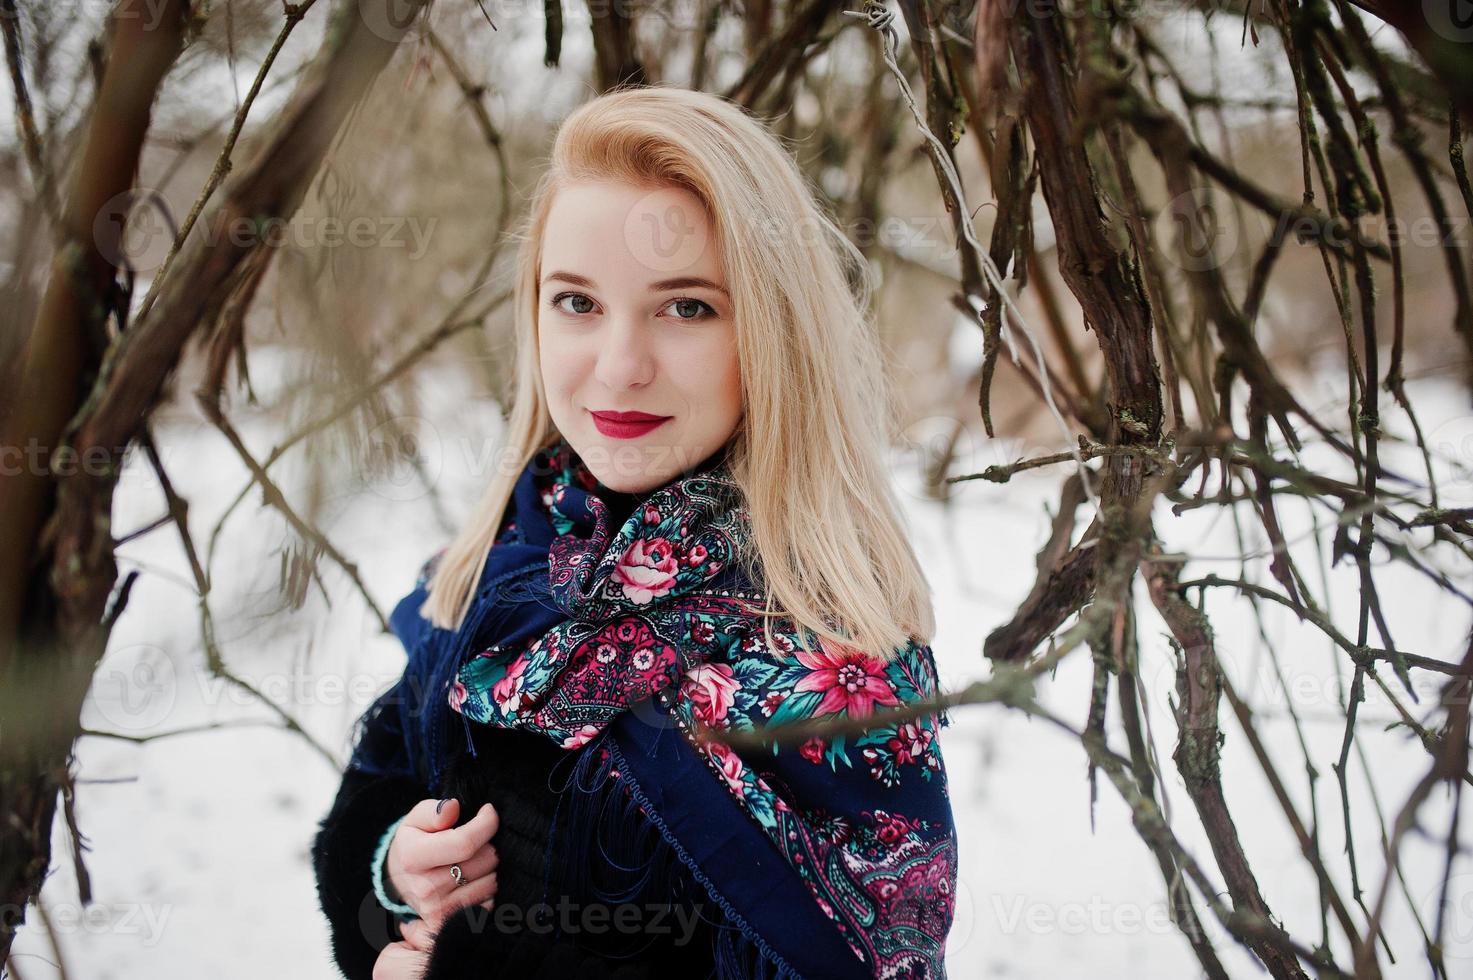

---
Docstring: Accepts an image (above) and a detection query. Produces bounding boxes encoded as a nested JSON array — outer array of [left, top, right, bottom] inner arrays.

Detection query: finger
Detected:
[[376, 943, 411, 965], [442, 842, 498, 883], [376, 942, 429, 977], [399, 917, 433, 952], [401, 797, 459, 833], [418, 803, 499, 866], [432, 871, 498, 923]]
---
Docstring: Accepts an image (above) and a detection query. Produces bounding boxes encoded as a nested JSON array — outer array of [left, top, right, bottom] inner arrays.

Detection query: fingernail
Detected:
[[436, 798, 452, 815]]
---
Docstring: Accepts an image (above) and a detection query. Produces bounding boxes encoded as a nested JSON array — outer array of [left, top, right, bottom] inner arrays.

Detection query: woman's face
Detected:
[[537, 179, 743, 494]]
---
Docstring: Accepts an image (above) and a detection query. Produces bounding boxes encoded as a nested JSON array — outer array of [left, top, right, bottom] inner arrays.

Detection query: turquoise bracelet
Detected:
[[371, 814, 419, 919]]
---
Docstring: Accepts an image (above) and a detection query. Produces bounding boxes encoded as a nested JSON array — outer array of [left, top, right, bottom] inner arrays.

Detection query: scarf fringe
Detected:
[[712, 922, 795, 980], [429, 564, 547, 794], [545, 734, 685, 919], [544, 730, 804, 979]]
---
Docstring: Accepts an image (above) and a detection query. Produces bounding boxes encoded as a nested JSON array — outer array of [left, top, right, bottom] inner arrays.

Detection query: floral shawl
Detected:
[[368, 437, 959, 978]]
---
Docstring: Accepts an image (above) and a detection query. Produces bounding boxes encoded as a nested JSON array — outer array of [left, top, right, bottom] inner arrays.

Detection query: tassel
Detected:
[[540, 729, 801, 977], [542, 731, 684, 917], [705, 901, 803, 979], [497, 563, 560, 616], [424, 570, 537, 794], [541, 732, 617, 911], [449, 583, 524, 762]]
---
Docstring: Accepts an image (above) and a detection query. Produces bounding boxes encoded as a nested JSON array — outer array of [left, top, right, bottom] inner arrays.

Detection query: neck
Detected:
[[600, 488, 643, 528], [595, 441, 732, 511]]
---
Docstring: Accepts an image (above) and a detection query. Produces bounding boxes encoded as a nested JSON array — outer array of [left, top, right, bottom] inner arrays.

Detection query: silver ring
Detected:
[[450, 864, 466, 886]]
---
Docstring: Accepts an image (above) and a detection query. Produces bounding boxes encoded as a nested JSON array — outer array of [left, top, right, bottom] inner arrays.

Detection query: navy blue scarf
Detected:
[[348, 442, 703, 791], [347, 437, 957, 979]]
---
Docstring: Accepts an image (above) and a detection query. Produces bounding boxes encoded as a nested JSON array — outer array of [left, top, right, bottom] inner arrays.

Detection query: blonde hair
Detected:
[[424, 84, 935, 663]]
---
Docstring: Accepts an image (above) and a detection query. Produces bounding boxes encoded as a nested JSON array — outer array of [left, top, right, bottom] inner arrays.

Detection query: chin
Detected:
[[588, 465, 666, 495], [567, 433, 671, 488]]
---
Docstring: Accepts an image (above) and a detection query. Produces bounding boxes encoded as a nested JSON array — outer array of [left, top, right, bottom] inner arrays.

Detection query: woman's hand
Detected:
[[399, 917, 435, 952], [385, 797, 500, 932], [372, 916, 436, 980], [371, 938, 429, 980]]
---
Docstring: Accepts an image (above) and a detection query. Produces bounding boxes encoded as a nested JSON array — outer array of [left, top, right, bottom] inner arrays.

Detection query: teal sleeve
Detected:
[[371, 814, 420, 919]]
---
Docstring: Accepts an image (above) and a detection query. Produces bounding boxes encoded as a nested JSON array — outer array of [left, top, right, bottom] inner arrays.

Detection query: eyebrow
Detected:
[[541, 271, 729, 297]]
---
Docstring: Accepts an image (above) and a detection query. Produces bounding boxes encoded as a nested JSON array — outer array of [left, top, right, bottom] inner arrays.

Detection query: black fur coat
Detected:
[[312, 721, 721, 979]]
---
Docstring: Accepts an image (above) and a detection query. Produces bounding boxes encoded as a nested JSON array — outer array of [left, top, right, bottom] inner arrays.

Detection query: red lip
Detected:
[[589, 409, 672, 439], [592, 410, 669, 421]]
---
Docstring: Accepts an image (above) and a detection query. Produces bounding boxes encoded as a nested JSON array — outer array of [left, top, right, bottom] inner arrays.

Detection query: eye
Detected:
[[662, 297, 717, 322], [549, 292, 597, 316]]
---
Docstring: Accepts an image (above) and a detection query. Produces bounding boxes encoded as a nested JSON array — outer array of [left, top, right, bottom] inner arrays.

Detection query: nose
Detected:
[[592, 312, 656, 390]]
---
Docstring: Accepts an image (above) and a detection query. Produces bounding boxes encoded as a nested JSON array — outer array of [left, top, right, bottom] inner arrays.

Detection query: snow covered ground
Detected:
[[7, 356, 1472, 979]]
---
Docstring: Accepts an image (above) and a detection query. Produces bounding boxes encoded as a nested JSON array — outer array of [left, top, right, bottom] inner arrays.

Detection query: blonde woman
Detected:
[[312, 85, 959, 980]]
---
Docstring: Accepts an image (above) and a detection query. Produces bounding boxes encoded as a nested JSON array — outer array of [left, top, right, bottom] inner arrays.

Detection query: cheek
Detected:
[[714, 339, 742, 410], [660, 334, 720, 373], [672, 335, 742, 422], [538, 330, 588, 392], [537, 347, 562, 394], [536, 322, 552, 377]]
